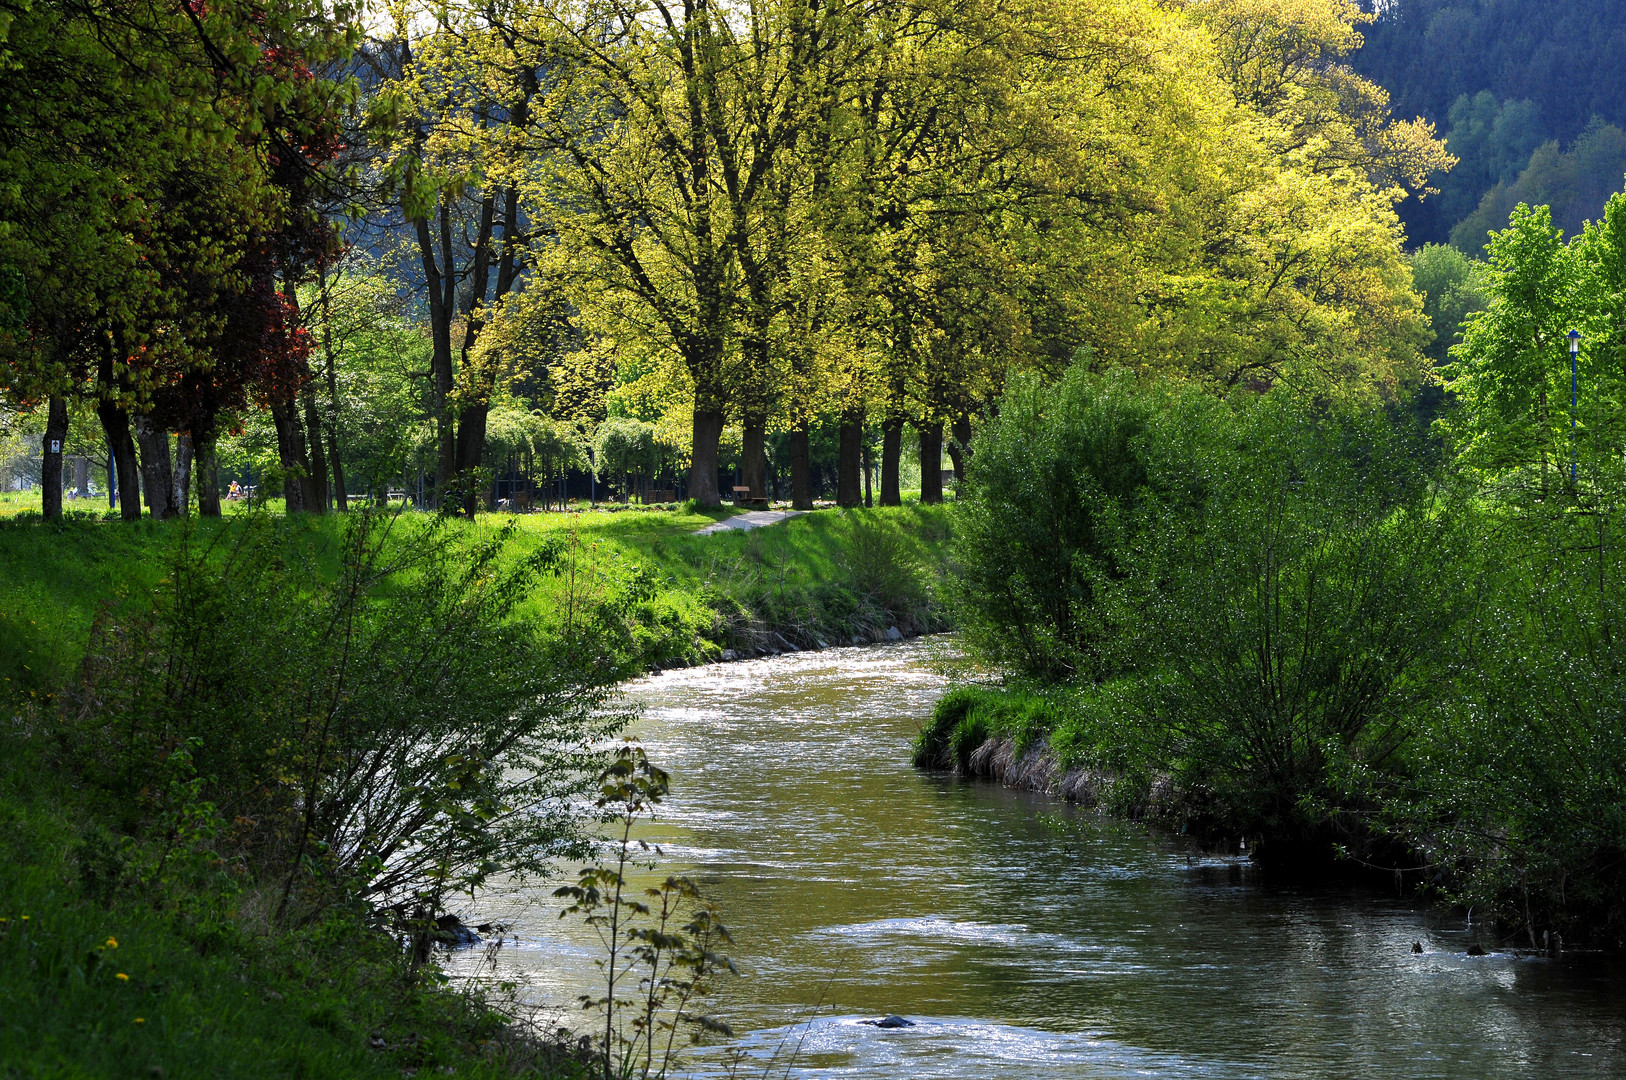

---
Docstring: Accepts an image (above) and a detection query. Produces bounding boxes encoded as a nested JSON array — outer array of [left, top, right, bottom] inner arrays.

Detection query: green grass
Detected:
[[0, 502, 954, 690], [0, 731, 588, 1080], [0, 500, 954, 1079], [912, 680, 1164, 816], [0, 489, 45, 517]]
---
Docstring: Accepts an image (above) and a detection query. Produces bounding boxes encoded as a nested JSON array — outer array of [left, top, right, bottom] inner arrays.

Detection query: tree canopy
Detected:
[[4, 0, 1450, 512]]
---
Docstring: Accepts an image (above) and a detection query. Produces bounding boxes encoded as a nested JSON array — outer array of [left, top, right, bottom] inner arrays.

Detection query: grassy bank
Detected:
[[913, 683, 1174, 823], [0, 501, 952, 693], [0, 501, 952, 1079], [1, 744, 583, 1079]]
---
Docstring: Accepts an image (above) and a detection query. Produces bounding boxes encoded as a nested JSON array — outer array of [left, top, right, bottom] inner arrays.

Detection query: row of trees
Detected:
[[386, 0, 1448, 507], [3, 0, 1448, 515], [0, 0, 358, 519]]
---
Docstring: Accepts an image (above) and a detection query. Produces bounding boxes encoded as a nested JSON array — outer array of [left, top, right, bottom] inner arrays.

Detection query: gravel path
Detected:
[[694, 509, 807, 535]]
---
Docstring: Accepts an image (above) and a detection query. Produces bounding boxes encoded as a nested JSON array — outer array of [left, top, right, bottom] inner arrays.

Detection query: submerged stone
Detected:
[[860, 1015, 915, 1029], [435, 915, 482, 948]]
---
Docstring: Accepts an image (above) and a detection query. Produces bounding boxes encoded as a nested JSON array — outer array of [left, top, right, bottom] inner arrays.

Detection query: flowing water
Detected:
[[449, 639, 1626, 1078]]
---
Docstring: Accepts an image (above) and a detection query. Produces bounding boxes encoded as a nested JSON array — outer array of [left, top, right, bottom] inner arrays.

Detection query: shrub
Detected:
[[1140, 398, 1474, 862], [56, 509, 630, 932], [951, 368, 1220, 680]]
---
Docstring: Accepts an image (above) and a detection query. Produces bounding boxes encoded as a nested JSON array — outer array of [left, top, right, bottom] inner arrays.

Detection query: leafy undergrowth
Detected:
[[0, 734, 588, 1080]]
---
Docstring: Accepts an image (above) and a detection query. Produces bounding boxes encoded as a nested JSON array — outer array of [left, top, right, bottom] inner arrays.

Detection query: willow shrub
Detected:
[[1140, 398, 1475, 862], [951, 370, 1475, 864], [1394, 488, 1626, 946], [950, 368, 1222, 681], [57, 509, 630, 932]]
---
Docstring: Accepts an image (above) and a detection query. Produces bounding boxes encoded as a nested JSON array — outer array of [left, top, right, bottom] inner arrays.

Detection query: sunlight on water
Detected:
[[445, 639, 1626, 1079]]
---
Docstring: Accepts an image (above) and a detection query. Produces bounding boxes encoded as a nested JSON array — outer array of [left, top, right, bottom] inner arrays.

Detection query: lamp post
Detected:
[[1569, 329, 1582, 484]]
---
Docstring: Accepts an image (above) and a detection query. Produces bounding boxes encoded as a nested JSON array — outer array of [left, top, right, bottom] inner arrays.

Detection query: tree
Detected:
[[1451, 123, 1626, 251], [1411, 243, 1487, 366], [504, 0, 871, 506], [0, 0, 359, 519], [593, 417, 659, 502], [1353, 0, 1626, 246], [369, 4, 536, 515], [1442, 202, 1575, 483]]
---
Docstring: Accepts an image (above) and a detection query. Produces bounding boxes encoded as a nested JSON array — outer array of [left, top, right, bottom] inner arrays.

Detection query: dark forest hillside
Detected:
[[1354, 0, 1626, 248]]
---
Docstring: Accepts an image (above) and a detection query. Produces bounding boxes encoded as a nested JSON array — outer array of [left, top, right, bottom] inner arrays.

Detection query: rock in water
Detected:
[[860, 1015, 915, 1029], [435, 914, 482, 948], [884, 626, 903, 641], [1465, 943, 1487, 957], [1411, 941, 1424, 954]]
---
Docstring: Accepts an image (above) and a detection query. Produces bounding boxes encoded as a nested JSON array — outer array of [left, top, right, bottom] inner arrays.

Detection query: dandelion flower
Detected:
[[134, 1018, 145, 1024], [106, 937, 118, 948], [116, 973, 129, 981]]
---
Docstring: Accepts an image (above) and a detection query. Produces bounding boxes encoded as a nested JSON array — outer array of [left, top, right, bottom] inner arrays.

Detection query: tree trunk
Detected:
[[949, 414, 973, 482], [454, 401, 489, 517], [919, 422, 944, 505], [195, 435, 221, 518], [837, 409, 863, 508], [173, 434, 193, 516], [863, 446, 873, 507], [414, 204, 457, 510], [270, 398, 309, 513], [790, 423, 813, 511], [286, 288, 326, 513], [879, 416, 903, 506], [689, 408, 726, 506], [318, 265, 348, 512], [301, 384, 329, 513], [73, 455, 90, 499], [741, 414, 767, 499], [132, 415, 174, 520], [42, 395, 67, 520], [98, 403, 142, 521]]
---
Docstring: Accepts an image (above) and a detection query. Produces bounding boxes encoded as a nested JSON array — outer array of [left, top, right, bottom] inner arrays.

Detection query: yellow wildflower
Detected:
[[134, 1018, 145, 1024], [105, 937, 118, 948], [116, 973, 129, 981]]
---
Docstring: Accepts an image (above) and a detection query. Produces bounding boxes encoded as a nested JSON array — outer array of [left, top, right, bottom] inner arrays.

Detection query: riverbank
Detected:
[[0, 501, 953, 695], [911, 684, 1177, 823], [0, 759, 593, 1079], [914, 682, 1417, 878], [0, 501, 953, 1079]]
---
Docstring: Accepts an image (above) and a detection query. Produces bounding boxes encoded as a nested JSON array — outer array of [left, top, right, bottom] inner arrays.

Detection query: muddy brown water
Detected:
[[447, 638, 1626, 1078]]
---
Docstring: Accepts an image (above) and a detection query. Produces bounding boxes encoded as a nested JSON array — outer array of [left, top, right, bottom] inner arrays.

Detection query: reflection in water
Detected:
[[448, 640, 1626, 1078]]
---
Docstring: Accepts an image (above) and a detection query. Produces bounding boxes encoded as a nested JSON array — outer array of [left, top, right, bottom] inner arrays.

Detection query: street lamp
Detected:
[[1569, 330, 1582, 484]]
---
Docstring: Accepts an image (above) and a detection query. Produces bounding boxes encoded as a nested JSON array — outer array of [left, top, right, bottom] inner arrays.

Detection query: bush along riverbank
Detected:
[[0, 501, 952, 1077], [927, 366, 1626, 952]]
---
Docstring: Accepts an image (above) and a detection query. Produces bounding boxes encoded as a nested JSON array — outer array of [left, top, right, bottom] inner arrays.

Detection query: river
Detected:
[[448, 639, 1626, 1078]]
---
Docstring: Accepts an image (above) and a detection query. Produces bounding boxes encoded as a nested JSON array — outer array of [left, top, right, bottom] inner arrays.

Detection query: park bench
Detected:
[[731, 485, 770, 510]]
